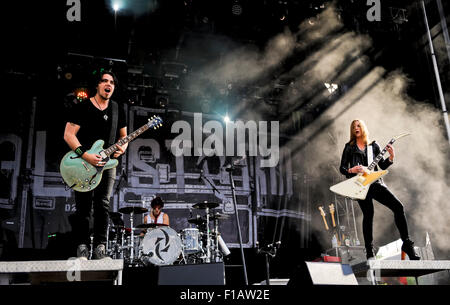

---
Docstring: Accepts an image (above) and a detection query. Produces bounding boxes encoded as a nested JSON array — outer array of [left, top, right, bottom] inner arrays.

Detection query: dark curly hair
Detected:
[[151, 196, 164, 208]]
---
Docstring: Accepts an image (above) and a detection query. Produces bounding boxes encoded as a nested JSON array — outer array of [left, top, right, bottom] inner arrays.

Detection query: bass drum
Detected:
[[140, 226, 182, 266]]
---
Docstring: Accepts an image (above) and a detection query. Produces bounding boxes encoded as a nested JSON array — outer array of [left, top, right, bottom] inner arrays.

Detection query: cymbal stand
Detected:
[[205, 207, 211, 263], [199, 170, 221, 263], [129, 211, 135, 264], [119, 228, 125, 259], [213, 217, 220, 262], [227, 165, 248, 285]]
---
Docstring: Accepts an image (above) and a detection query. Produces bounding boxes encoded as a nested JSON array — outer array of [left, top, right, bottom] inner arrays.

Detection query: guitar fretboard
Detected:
[[367, 138, 395, 171], [102, 118, 160, 157]]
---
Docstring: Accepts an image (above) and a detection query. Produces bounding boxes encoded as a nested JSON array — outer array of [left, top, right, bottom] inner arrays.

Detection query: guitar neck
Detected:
[[367, 138, 395, 171], [103, 124, 150, 157]]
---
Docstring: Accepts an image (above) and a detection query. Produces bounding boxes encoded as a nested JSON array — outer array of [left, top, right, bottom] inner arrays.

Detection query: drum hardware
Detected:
[[117, 206, 148, 264], [187, 215, 206, 226], [135, 223, 168, 229], [192, 201, 222, 263], [140, 226, 182, 266], [118, 206, 148, 215], [192, 201, 220, 210]]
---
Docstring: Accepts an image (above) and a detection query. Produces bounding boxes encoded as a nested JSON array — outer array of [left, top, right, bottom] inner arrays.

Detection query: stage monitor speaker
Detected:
[[288, 262, 358, 286], [158, 263, 225, 285]]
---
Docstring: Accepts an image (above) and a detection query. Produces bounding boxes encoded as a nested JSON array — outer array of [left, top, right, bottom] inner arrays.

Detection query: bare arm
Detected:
[[63, 122, 82, 150], [163, 213, 170, 226]]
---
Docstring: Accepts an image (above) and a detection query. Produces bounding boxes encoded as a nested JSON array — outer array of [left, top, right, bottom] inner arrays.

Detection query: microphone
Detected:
[[198, 170, 203, 182]]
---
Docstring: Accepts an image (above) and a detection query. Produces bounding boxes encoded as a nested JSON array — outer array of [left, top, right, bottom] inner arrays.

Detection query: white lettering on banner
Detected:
[[367, 0, 381, 22], [170, 113, 279, 167], [66, 0, 81, 22], [33, 131, 70, 198], [129, 138, 160, 188]]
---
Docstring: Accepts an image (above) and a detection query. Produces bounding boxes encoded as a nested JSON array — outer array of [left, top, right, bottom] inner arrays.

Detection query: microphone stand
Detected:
[[115, 168, 127, 194], [199, 170, 221, 194], [226, 164, 248, 285], [256, 241, 280, 285]]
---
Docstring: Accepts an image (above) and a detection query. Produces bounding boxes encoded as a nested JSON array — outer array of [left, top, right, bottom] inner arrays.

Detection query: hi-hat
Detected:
[[188, 217, 206, 225], [136, 223, 168, 229], [119, 206, 148, 214], [210, 213, 230, 221], [192, 201, 219, 209]]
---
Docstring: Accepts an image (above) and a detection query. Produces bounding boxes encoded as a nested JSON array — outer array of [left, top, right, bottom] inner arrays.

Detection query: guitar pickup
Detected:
[[81, 161, 90, 171], [100, 151, 107, 159]]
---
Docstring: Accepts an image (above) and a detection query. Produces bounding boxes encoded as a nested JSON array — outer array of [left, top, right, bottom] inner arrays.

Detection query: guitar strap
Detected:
[[109, 100, 118, 146], [367, 143, 373, 165]]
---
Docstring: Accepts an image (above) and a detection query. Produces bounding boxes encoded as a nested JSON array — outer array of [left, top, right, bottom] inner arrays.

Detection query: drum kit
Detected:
[[105, 201, 231, 267]]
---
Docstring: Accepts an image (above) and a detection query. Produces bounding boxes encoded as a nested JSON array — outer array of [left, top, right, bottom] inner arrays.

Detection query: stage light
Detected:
[[113, 3, 120, 12], [75, 88, 89, 102], [324, 83, 338, 94], [224, 115, 230, 123]]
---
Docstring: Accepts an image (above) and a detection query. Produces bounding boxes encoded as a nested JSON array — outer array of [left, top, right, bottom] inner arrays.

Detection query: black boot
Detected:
[[401, 239, 420, 260]]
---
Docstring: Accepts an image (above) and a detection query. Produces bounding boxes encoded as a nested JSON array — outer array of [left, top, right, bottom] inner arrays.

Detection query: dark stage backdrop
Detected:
[[0, 99, 313, 263]]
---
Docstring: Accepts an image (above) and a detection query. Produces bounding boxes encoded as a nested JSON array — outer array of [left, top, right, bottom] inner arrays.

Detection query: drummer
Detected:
[[140, 197, 169, 237], [145, 196, 169, 225]]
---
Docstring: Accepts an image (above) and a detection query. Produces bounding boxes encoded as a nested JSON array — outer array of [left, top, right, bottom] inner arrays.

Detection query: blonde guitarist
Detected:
[[337, 119, 419, 261]]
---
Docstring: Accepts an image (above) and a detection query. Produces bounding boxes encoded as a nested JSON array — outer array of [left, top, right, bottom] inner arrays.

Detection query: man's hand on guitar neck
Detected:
[[113, 143, 126, 158], [82, 152, 106, 167]]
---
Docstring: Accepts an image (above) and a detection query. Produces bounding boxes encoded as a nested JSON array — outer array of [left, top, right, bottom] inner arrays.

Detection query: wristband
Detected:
[[74, 145, 86, 157]]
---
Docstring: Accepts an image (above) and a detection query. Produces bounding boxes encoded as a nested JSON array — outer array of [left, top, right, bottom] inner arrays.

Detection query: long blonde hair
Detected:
[[349, 119, 370, 145]]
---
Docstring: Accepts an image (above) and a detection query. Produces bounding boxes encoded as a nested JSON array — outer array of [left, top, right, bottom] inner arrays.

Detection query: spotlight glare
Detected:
[[113, 3, 120, 11], [224, 115, 230, 123], [324, 82, 338, 93]]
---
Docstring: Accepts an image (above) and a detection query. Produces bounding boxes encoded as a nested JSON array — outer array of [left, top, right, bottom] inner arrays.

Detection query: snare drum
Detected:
[[140, 226, 182, 266], [181, 228, 201, 254]]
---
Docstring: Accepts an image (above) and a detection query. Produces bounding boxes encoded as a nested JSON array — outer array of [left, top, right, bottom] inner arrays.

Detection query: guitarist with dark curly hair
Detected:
[[63, 70, 127, 260]]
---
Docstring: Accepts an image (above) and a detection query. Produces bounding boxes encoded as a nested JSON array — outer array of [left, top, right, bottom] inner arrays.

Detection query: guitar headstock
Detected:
[[318, 206, 326, 217], [329, 203, 335, 214], [392, 132, 410, 141], [148, 115, 163, 129]]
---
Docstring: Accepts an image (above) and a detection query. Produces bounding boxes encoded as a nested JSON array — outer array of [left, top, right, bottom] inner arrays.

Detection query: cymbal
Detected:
[[108, 212, 122, 218], [119, 206, 148, 214], [108, 212, 124, 226], [192, 201, 219, 209], [210, 213, 230, 221], [136, 223, 168, 229], [188, 217, 205, 225]]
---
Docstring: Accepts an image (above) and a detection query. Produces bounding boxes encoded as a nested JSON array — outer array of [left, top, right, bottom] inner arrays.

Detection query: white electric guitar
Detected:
[[329, 133, 410, 200]]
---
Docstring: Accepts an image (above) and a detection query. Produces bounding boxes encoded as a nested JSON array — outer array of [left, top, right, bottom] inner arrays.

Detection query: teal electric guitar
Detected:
[[60, 115, 163, 192]]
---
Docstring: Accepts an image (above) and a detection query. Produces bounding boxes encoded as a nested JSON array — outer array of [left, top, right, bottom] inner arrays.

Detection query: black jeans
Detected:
[[357, 182, 410, 248], [72, 168, 116, 248]]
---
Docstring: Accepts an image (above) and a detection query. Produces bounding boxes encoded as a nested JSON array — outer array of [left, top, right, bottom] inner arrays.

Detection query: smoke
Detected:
[[282, 8, 450, 256], [183, 4, 450, 257]]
